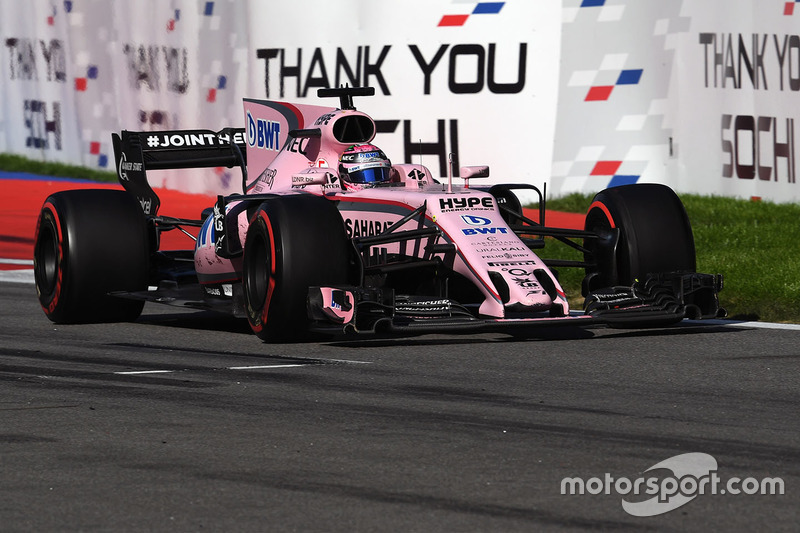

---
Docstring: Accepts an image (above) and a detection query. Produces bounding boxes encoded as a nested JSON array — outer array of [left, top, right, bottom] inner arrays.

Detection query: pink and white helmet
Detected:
[[338, 144, 392, 189]]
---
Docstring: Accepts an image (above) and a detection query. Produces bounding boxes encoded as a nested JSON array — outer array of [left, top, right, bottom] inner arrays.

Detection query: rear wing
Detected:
[[111, 128, 246, 216]]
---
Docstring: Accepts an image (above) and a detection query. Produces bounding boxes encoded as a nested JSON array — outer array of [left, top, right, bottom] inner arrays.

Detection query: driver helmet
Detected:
[[338, 144, 392, 188]]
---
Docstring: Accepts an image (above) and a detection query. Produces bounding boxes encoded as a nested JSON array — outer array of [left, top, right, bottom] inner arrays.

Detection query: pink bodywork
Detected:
[[194, 99, 568, 318]]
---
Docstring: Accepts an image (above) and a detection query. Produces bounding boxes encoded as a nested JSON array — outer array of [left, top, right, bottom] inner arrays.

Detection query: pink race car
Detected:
[[33, 87, 723, 341]]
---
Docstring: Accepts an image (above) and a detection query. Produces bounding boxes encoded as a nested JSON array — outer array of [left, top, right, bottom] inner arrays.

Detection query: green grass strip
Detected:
[[0, 153, 117, 183]]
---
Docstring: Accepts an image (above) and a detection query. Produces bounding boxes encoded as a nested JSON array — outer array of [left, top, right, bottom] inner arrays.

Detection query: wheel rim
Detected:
[[35, 221, 59, 297], [584, 206, 621, 289], [245, 230, 270, 311]]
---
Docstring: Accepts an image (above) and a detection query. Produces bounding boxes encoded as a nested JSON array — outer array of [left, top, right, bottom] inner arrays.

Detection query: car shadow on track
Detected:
[[135, 309, 254, 335], [133, 307, 745, 348], [326, 329, 577, 348], [589, 324, 745, 340], [325, 323, 745, 348]]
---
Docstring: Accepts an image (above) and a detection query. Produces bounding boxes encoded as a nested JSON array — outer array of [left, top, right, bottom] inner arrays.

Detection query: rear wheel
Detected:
[[242, 194, 350, 342], [34, 189, 149, 323], [583, 184, 695, 290]]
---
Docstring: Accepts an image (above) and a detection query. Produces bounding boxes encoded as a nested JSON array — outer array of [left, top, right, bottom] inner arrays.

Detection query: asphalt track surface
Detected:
[[1, 175, 797, 530], [1, 280, 798, 532]]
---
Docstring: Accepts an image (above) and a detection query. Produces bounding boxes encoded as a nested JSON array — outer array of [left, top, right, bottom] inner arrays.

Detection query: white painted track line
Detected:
[[114, 363, 329, 376], [0, 268, 34, 284], [114, 370, 175, 375], [685, 319, 800, 331], [227, 364, 307, 370]]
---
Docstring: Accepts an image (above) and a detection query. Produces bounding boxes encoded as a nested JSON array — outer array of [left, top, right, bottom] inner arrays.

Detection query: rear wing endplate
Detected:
[[111, 128, 246, 216]]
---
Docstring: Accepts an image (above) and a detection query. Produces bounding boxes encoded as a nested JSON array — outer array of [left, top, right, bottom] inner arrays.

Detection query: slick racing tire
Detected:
[[583, 184, 696, 290], [487, 185, 524, 226], [242, 194, 350, 342], [34, 189, 149, 323]]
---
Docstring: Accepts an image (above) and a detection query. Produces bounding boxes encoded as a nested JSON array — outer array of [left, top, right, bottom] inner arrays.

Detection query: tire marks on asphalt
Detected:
[[0, 346, 370, 389]]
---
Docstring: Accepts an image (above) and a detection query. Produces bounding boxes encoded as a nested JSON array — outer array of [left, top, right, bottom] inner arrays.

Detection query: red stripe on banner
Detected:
[[438, 14, 469, 26], [590, 161, 622, 176], [585, 86, 614, 101]]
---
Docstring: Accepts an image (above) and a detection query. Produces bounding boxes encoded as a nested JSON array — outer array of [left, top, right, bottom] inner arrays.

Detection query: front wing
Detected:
[[307, 272, 724, 335], [114, 272, 723, 336]]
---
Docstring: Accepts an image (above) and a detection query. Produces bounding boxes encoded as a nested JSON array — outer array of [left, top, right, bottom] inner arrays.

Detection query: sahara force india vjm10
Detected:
[[33, 87, 724, 341]]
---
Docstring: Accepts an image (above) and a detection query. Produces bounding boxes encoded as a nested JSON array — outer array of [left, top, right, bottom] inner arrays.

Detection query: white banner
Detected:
[[551, 1, 688, 197], [3, 0, 800, 203], [0, 0, 249, 194], [0, 0, 83, 164], [676, 1, 800, 201], [0, 0, 560, 198], [245, 1, 562, 200], [552, 0, 800, 203]]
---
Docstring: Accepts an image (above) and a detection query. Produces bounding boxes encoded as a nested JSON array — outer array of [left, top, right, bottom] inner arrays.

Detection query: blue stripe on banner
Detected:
[[473, 2, 504, 14], [580, 0, 606, 7], [608, 175, 640, 187], [617, 69, 643, 85]]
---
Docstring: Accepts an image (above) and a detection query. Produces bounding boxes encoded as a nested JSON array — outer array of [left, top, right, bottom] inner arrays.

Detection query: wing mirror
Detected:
[[460, 166, 490, 179], [291, 167, 335, 187]]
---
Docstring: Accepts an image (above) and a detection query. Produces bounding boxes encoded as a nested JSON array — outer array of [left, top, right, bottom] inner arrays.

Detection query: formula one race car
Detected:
[[33, 87, 723, 341]]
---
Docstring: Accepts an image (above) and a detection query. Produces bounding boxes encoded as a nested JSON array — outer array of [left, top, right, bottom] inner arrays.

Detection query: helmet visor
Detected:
[[348, 165, 392, 184]]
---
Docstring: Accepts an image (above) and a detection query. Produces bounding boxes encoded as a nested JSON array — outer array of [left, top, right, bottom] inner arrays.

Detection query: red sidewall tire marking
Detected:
[[250, 208, 277, 333], [588, 200, 616, 229], [37, 202, 65, 316]]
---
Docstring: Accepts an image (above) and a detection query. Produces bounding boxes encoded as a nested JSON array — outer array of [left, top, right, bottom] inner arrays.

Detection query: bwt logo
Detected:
[[461, 214, 491, 226], [462, 227, 508, 236], [247, 111, 281, 151]]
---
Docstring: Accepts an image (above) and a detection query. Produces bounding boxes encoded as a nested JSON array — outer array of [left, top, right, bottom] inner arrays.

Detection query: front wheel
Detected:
[[34, 189, 149, 323], [583, 184, 696, 291], [242, 194, 350, 342]]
